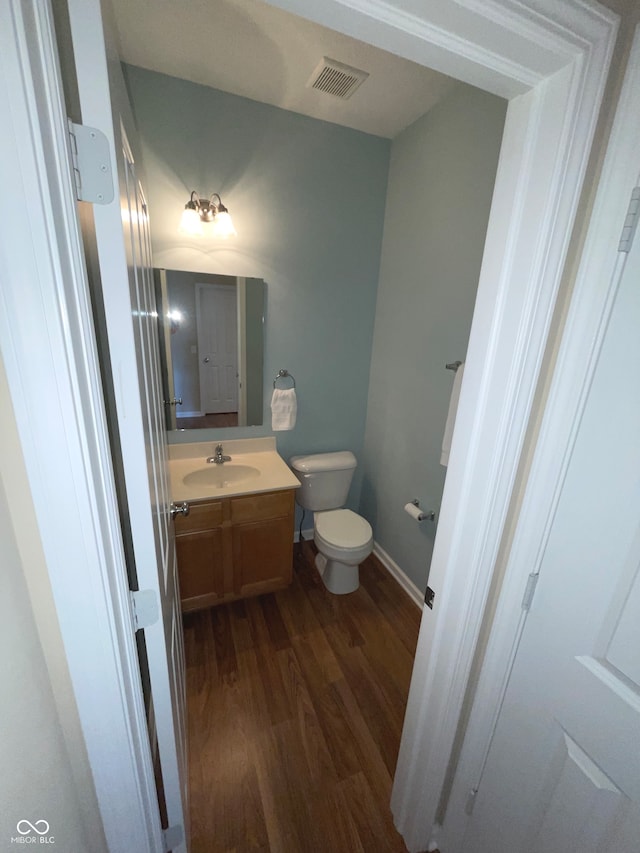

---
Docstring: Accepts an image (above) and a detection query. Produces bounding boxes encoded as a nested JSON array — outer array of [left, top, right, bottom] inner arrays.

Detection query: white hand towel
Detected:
[[440, 362, 464, 467], [271, 388, 297, 431]]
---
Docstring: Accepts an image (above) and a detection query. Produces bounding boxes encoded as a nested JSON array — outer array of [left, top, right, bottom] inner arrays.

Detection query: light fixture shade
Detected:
[[179, 205, 203, 236], [211, 210, 237, 239]]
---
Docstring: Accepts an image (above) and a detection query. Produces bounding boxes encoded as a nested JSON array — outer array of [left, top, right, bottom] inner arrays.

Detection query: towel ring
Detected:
[[273, 369, 296, 389]]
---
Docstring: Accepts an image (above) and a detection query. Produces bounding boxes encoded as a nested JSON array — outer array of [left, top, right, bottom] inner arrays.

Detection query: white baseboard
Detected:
[[293, 527, 314, 543], [373, 542, 424, 610], [176, 410, 203, 418]]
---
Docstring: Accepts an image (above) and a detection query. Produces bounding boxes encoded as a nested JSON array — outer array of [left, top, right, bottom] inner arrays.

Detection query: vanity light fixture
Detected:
[[179, 191, 237, 238]]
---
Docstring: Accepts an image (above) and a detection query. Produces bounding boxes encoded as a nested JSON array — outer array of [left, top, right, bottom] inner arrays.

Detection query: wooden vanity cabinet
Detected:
[[174, 488, 295, 611], [173, 501, 226, 608], [230, 490, 296, 599]]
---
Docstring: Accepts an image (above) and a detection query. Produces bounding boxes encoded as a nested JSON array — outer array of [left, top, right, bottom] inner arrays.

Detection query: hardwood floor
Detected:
[[183, 539, 422, 852], [177, 412, 239, 429]]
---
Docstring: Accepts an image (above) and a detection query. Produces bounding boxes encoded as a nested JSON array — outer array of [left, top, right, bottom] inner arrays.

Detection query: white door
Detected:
[[66, 0, 188, 848], [196, 283, 238, 413], [120, 135, 188, 846], [462, 187, 640, 851]]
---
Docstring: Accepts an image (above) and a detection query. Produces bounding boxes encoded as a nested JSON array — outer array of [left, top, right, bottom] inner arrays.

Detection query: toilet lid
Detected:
[[315, 509, 372, 549]]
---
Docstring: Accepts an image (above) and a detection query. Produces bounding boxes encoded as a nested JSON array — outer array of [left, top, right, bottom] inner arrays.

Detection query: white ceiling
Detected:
[[110, 0, 458, 139]]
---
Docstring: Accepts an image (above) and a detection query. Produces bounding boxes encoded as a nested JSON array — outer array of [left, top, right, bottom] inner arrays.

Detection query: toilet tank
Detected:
[[289, 451, 357, 511]]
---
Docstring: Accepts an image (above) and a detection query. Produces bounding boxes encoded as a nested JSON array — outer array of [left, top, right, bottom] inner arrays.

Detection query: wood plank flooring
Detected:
[[183, 539, 422, 853], [177, 412, 239, 429]]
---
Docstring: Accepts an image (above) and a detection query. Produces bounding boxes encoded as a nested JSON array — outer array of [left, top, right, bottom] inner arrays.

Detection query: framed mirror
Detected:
[[154, 269, 265, 431]]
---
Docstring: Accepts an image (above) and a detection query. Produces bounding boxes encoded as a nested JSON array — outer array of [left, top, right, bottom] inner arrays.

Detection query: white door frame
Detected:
[[0, 1, 163, 851], [269, 1, 617, 849], [237, 277, 248, 427], [440, 25, 640, 852], [0, 1, 618, 851]]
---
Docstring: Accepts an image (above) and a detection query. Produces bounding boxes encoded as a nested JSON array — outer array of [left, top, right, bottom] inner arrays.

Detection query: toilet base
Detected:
[[315, 552, 360, 595]]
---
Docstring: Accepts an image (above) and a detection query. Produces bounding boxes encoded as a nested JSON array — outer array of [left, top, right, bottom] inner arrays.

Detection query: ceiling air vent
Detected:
[[307, 57, 369, 100]]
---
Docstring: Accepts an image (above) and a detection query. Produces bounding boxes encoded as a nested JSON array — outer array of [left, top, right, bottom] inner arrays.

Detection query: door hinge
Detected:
[[130, 589, 159, 631], [67, 120, 114, 204], [618, 186, 640, 253], [162, 824, 184, 853], [425, 585, 435, 609], [521, 572, 539, 612], [465, 787, 478, 816]]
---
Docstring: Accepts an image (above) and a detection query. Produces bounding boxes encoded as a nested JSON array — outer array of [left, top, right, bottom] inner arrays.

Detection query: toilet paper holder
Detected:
[[408, 499, 435, 522]]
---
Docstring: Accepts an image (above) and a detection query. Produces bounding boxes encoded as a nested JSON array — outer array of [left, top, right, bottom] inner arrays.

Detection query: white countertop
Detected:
[[169, 438, 300, 503]]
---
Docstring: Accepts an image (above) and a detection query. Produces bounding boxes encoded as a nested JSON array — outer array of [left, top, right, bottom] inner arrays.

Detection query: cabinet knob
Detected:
[[170, 502, 190, 520]]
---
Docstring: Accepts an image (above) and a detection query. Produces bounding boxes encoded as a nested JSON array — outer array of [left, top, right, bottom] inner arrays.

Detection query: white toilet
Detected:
[[289, 451, 373, 594]]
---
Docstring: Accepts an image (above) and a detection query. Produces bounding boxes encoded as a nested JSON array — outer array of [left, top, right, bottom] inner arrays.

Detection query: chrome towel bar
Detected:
[[273, 369, 296, 388]]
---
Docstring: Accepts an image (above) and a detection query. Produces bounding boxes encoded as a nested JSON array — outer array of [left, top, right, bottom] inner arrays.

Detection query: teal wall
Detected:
[[126, 65, 506, 574], [124, 65, 390, 509], [360, 85, 506, 590]]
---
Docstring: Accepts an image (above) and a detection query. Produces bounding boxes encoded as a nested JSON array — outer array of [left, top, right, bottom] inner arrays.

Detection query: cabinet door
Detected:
[[232, 515, 293, 597], [176, 528, 225, 610]]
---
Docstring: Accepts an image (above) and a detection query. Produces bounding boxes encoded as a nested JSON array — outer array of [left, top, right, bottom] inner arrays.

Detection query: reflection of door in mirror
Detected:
[[154, 269, 265, 431], [196, 283, 238, 418]]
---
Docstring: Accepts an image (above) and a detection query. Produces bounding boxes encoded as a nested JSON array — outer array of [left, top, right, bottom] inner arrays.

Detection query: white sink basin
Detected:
[[169, 439, 301, 501], [182, 463, 261, 490]]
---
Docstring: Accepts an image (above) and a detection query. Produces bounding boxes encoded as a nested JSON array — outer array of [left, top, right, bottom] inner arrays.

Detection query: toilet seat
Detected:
[[315, 509, 372, 548]]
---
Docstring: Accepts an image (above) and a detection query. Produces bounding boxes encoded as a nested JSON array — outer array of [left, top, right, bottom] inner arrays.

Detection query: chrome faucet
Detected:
[[207, 443, 231, 465]]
